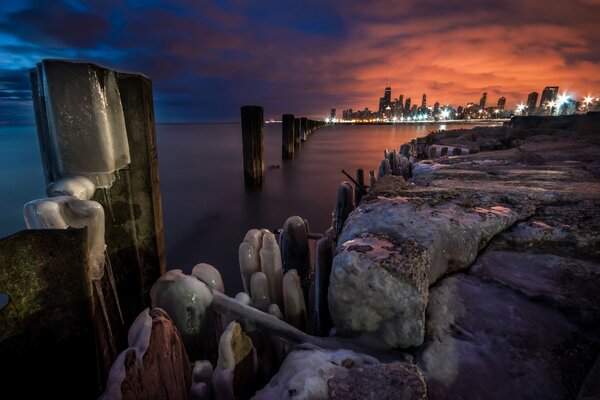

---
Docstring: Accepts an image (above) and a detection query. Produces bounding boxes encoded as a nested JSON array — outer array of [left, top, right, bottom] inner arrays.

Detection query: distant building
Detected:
[[421, 93, 427, 109], [433, 101, 440, 114], [330, 108, 336, 119], [410, 104, 418, 115], [384, 87, 392, 104], [540, 86, 559, 110], [479, 92, 487, 108], [398, 94, 404, 108], [527, 92, 538, 113], [405, 97, 411, 112], [497, 97, 506, 110], [378, 97, 385, 114]]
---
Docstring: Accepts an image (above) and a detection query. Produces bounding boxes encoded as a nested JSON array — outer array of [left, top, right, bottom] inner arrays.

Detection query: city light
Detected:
[[557, 93, 570, 105], [516, 103, 526, 114], [584, 96, 594, 105], [441, 109, 450, 119]]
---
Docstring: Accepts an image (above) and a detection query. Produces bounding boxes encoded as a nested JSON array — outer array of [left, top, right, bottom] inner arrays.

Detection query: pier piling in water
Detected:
[[282, 114, 295, 160], [241, 105, 265, 187], [300, 117, 308, 142], [294, 118, 301, 147]]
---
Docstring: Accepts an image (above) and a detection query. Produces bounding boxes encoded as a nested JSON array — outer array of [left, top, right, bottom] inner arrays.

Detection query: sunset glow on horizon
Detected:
[[0, 0, 599, 122]]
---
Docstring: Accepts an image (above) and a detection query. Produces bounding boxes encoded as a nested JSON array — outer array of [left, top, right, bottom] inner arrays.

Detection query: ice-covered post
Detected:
[[282, 114, 295, 160], [241, 105, 264, 187], [28, 59, 166, 381]]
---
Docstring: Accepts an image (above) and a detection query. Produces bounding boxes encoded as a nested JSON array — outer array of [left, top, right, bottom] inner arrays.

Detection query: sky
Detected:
[[0, 0, 599, 123]]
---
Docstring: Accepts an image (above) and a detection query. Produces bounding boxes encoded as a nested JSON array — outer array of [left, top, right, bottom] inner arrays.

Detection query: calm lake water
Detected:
[[0, 122, 487, 294]]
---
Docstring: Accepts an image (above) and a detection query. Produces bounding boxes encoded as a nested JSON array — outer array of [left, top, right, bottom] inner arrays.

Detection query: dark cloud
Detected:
[[0, 0, 599, 123]]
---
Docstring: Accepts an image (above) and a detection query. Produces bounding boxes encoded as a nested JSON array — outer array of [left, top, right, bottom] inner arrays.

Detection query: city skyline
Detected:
[[0, 0, 599, 123], [338, 84, 598, 122]]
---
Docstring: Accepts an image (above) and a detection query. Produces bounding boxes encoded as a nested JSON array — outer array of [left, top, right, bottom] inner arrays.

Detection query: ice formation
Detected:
[[23, 194, 105, 279], [282, 269, 307, 330], [251, 347, 377, 400], [192, 263, 225, 293], [33, 60, 131, 188], [150, 270, 213, 343], [46, 175, 96, 200], [258, 232, 283, 308]]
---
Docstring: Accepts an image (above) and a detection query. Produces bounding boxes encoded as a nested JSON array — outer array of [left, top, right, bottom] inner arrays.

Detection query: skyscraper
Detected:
[[421, 93, 427, 109], [330, 108, 336, 119], [433, 102, 440, 114], [405, 97, 411, 112], [540, 86, 559, 107], [479, 92, 487, 108], [398, 94, 404, 108], [384, 87, 392, 104], [497, 97, 506, 110], [527, 92, 539, 112]]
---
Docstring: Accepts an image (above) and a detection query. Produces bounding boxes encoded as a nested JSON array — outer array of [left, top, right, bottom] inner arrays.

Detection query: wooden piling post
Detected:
[[294, 118, 301, 147], [0, 228, 99, 397], [29, 59, 167, 387], [241, 105, 264, 187], [300, 117, 308, 142], [355, 168, 365, 204], [282, 114, 295, 160]]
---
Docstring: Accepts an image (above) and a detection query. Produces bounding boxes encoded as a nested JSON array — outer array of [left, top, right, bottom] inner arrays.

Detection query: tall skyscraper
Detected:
[[398, 94, 404, 108], [421, 93, 427, 109], [433, 102, 440, 114], [330, 108, 336, 119], [384, 87, 392, 104], [527, 92, 539, 111], [378, 97, 385, 114], [479, 92, 487, 108], [540, 86, 559, 107], [405, 97, 411, 112], [497, 97, 506, 110]]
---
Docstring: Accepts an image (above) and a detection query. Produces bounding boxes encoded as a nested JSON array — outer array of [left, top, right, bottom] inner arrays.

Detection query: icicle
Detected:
[[103, 187, 115, 223], [94, 279, 114, 342], [105, 249, 124, 324]]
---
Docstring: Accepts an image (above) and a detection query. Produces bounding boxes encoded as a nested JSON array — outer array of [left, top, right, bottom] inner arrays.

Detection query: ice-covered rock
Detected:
[[150, 270, 214, 360], [329, 235, 429, 348], [252, 347, 393, 400]]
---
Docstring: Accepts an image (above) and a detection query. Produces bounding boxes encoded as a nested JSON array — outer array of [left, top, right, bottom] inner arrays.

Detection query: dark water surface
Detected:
[[0, 122, 484, 295]]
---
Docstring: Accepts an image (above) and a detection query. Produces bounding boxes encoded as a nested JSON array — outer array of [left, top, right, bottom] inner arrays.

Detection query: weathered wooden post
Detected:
[[0, 228, 99, 397], [241, 105, 264, 187], [282, 114, 295, 160], [294, 118, 301, 147], [25, 59, 166, 388], [355, 168, 365, 204], [300, 117, 308, 142]]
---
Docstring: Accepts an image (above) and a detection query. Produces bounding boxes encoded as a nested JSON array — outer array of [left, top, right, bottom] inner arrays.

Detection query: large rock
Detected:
[[328, 362, 427, 400], [416, 274, 598, 400], [329, 235, 429, 348], [330, 191, 530, 348]]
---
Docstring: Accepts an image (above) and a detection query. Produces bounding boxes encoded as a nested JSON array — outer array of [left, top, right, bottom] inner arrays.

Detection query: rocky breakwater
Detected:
[[329, 113, 600, 399]]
